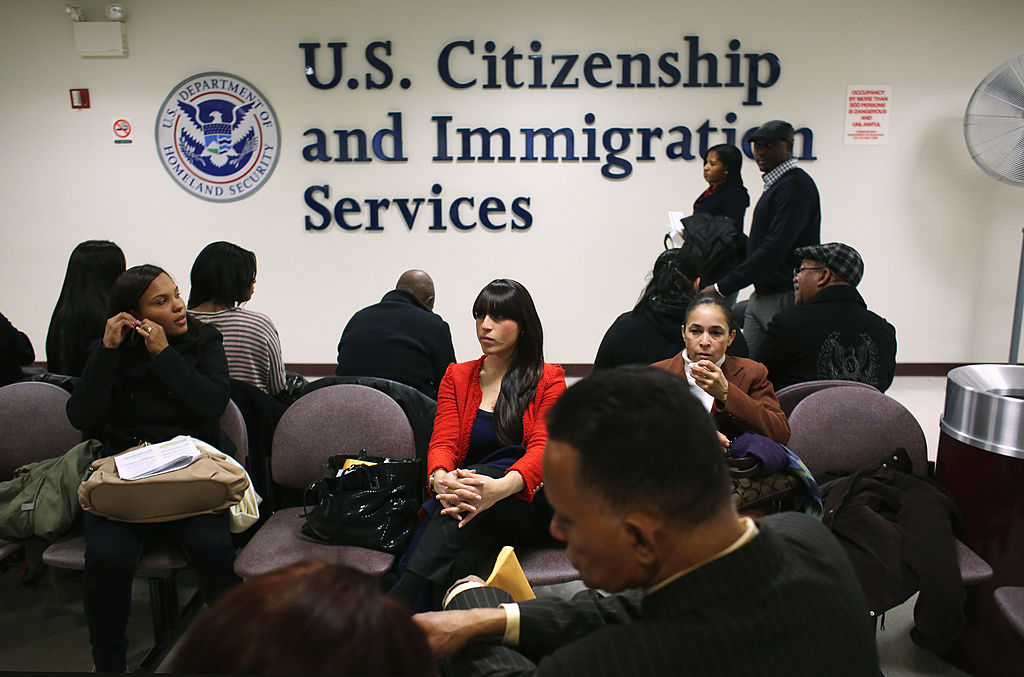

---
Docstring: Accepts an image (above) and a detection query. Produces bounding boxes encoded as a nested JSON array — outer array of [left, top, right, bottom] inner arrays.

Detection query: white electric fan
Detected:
[[964, 54, 1024, 362]]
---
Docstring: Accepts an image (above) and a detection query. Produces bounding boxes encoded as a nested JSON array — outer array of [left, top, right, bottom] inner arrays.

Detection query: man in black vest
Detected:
[[760, 242, 897, 392], [701, 120, 821, 359], [335, 270, 456, 398]]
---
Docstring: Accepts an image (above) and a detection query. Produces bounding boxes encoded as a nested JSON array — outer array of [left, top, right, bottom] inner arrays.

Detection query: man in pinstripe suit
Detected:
[[415, 366, 879, 676]]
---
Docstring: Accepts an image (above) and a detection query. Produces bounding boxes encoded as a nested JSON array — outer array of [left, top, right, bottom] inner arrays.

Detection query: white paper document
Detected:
[[666, 210, 687, 248], [114, 435, 204, 481]]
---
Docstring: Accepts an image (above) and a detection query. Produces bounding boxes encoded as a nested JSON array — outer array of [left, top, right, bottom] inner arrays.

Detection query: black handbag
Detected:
[[300, 450, 425, 554]]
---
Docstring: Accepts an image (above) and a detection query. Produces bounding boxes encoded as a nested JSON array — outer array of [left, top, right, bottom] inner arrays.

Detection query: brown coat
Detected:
[[652, 353, 791, 444]]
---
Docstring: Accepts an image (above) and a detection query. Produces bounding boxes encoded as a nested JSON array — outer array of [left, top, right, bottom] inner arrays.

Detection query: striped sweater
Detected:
[[188, 307, 286, 395]]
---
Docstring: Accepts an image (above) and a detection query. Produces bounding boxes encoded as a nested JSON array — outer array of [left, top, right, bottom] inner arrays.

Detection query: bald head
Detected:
[[396, 269, 436, 310]]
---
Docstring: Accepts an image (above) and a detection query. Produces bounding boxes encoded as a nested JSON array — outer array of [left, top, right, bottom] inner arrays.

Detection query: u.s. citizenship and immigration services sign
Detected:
[[155, 72, 279, 202]]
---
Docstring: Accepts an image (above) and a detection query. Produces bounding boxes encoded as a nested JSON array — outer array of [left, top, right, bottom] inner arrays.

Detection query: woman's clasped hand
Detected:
[[434, 468, 523, 527]]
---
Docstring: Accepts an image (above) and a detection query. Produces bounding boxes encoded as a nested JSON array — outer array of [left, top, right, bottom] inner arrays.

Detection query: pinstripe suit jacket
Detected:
[[444, 513, 879, 677]]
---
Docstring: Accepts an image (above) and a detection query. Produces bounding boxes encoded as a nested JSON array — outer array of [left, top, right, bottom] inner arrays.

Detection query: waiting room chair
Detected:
[[0, 381, 82, 569], [40, 399, 250, 672], [233, 384, 416, 579], [786, 387, 992, 585], [303, 375, 438, 459], [775, 379, 879, 418], [227, 378, 287, 509], [219, 398, 249, 465], [0, 381, 82, 480], [994, 587, 1024, 639]]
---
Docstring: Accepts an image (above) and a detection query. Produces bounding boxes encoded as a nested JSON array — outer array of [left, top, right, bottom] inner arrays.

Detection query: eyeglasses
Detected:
[[793, 266, 826, 276]]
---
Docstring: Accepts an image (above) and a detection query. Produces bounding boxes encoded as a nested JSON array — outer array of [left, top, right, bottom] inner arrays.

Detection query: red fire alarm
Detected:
[[70, 88, 90, 109]]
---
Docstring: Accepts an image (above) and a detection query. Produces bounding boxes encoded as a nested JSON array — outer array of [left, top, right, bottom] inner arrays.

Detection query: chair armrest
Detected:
[[957, 539, 993, 585]]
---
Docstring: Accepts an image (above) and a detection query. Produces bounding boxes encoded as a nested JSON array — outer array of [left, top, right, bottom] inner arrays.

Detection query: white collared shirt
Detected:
[[682, 351, 726, 412]]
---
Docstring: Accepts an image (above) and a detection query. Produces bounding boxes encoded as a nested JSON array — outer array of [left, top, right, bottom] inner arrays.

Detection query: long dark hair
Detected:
[[170, 561, 434, 676], [472, 279, 544, 445], [634, 248, 700, 313], [45, 240, 125, 376], [705, 143, 744, 187], [187, 241, 257, 309]]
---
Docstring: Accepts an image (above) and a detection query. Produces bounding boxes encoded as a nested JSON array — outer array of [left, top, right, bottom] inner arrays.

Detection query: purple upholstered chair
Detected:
[[0, 381, 82, 567], [995, 587, 1024, 639], [775, 379, 879, 418], [233, 384, 416, 579], [787, 387, 992, 586], [0, 381, 81, 480]]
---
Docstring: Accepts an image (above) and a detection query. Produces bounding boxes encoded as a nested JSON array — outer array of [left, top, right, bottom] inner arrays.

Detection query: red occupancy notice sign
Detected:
[[845, 86, 890, 145]]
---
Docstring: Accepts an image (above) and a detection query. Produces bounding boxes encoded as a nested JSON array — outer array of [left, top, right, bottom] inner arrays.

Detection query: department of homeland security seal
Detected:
[[155, 72, 279, 202]]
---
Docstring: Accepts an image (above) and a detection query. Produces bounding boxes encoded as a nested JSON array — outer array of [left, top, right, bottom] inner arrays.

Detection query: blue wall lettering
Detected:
[[364, 41, 394, 89], [438, 40, 475, 88], [302, 113, 406, 163], [302, 182, 534, 231], [300, 42, 347, 89], [427, 35, 780, 104], [298, 35, 812, 231]]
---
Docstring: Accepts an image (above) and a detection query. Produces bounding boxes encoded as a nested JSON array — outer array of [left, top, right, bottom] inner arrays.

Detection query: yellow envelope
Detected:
[[485, 545, 536, 602]]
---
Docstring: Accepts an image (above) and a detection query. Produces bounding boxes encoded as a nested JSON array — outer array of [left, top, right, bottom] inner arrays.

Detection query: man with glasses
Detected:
[[700, 120, 820, 360], [760, 242, 897, 392]]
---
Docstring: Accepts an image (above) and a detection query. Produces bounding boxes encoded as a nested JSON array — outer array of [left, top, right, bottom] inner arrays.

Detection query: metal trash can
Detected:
[[936, 364, 1024, 677]]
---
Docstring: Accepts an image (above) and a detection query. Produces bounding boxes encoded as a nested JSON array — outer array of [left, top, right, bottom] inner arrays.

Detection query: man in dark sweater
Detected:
[[336, 270, 456, 398], [760, 242, 897, 392], [701, 120, 820, 359]]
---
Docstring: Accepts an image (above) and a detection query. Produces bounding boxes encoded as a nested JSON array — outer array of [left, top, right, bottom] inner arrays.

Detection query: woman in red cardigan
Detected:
[[389, 279, 566, 608]]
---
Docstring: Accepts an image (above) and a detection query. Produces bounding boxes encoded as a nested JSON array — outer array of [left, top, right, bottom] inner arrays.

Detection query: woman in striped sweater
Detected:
[[187, 241, 287, 396]]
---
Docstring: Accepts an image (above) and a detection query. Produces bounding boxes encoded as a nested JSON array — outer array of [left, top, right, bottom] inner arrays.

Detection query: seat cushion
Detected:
[[233, 507, 395, 579], [515, 545, 579, 587], [41, 534, 190, 572]]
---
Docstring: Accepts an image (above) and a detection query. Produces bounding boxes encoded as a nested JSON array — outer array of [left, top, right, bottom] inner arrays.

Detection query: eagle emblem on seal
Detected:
[[176, 99, 258, 177]]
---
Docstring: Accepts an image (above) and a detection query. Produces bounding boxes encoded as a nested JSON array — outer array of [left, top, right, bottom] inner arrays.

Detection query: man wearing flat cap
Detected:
[[759, 242, 897, 392], [701, 120, 821, 360]]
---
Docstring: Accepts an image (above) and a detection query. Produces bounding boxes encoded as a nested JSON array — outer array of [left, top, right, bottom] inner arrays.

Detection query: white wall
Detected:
[[2, 0, 1023, 366]]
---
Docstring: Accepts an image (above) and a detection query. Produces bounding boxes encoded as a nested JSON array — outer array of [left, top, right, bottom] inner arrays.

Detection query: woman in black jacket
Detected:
[[692, 143, 749, 230], [67, 264, 237, 672]]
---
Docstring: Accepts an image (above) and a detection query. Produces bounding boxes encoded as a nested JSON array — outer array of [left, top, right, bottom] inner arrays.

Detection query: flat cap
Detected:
[[749, 120, 795, 143], [794, 242, 864, 287]]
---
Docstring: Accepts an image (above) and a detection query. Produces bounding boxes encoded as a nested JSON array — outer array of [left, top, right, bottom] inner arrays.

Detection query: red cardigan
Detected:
[[427, 357, 566, 502]]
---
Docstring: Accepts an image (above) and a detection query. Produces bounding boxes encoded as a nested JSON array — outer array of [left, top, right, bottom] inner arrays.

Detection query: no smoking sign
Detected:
[[112, 117, 133, 144]]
